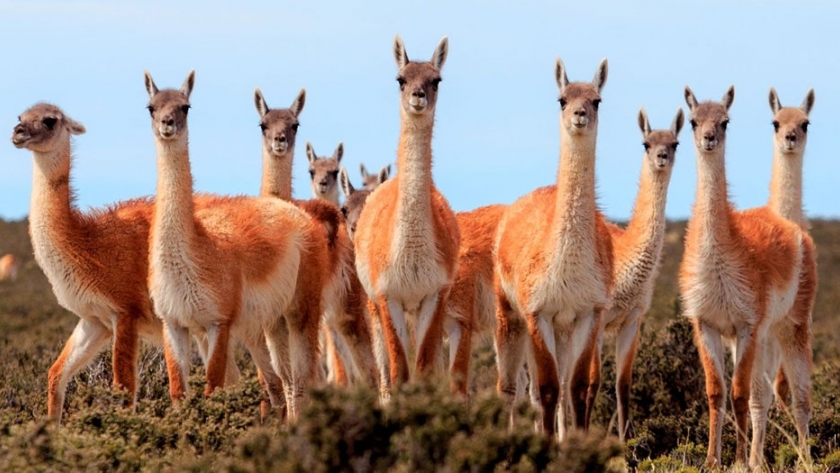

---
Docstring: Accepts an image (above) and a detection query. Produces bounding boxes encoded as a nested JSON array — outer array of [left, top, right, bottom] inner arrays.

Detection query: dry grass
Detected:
[[1, 217, 839, 471]]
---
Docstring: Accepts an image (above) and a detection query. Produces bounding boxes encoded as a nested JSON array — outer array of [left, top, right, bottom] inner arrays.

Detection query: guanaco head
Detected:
[[359, 162, 391, 190], [254, 88, 305, 158], [684, 85, 734, 153], [11, 103, 86, 154], [144, 70, 195, 142], [338, 166, 372, 241], [555, 58, 608, 137], [307, 141, 343, 201], [638, 107, 683, 173], [393, 35, 448, 118], [769, 87, 814, 155]]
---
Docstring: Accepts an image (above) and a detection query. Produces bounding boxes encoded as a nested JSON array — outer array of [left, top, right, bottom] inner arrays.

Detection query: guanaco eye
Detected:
[[643, 142, 651, 151], [671, 143, 679, 151], [309, 170, 315, 178], [720, 120, 729, 131], [42, 117, 57, 129], [291, 124, 300, 132], [340, 207, 348, 218], [180, 105, 191, 115], [802, 121, 810, 133], [147, 106, 155, 117], [559, 98, 567, 109], [330, 171, 339, 179], [689, 120, 697, 130], [259, 123, 267, 132], [431, 78, 442, 91], [397, 77, 406, 90], [772, 120, 780, 132], [592, 99, 601, 111]]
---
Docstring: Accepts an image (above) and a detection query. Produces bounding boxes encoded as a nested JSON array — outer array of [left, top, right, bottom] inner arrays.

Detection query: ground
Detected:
[[1, 217, 839, 472]]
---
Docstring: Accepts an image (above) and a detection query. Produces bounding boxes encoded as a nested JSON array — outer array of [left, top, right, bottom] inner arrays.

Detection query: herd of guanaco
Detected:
[[8, 35, 817, 470]]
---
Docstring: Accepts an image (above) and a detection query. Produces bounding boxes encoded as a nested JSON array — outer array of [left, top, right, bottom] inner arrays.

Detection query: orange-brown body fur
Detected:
[[766, 87, 815, 407], [355, 175, 459, 386], [354, 37, 460, 394], [679, 86, 815, 469], [445, 204, 506, 394], [338, 166, 392, 395], [253, 88, 378, 390], [584, 109, 683, 441], [11, 103, 242, 424], [146, 72, 324, 420], [494, 58, 613, 440]]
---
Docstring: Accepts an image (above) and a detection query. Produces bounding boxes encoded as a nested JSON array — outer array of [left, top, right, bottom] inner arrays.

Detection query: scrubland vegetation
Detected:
[[2, 217, 840, 471]]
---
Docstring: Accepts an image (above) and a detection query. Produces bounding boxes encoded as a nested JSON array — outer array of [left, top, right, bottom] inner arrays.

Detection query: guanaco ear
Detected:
[[768, 87, 782, 115], [592, 58, 608, 93], [144, 71, 159, 99], [254, 87, 269, 118], [684, 86, 699, 111], [637, 107, 651, 137], [306, 141, 316, 165], [671, 108, 685, 136], [801, 88, 815, 116], [360, 163, 369, 178], [290, 88, 306, 117], [721, 85, 735, 111], [378, 165, 390, 184], [555, 57, 569, 93], [181, 70, 196, 100], [339, 166, 354, 197], [394, 35, 409, 70], [66, 117, 86, 135], [431, 36, 448, 71], [333, 142, 344, 163]]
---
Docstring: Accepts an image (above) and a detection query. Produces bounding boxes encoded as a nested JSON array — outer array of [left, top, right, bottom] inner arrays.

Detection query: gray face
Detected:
[[307, 142, 343, 198], [688, 103, 729, 152], [310, 158, 339, 195], [397, 61, 443, 116], [11, 103, 85, 153], [260, 109, 300, 157], [340, 189, 371, 241], [360, 163, 391, 191], [147, 90, 191, 141], [643, 130, 679, 171], [773, 108, 810, 153]]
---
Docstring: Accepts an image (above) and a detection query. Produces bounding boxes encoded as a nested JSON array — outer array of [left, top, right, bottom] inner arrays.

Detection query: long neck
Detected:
[[260, 147, 293, 200], [768, 147, 805, 227], [153, 137, 195, 242], [691, 147, 732, 243], [29, 145, 79, 246], [621, 162, 670, 263], [554, 127, 598, 235], [396, 113, 434, 228]]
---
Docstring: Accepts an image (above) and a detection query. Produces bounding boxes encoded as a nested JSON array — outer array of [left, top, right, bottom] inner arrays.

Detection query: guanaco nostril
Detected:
[[787, 134, 796, 142], [574, 109, 586, 117], [278, 136, 286, 143], [413, 90, 425, 99], [164, 118, 174, 126]]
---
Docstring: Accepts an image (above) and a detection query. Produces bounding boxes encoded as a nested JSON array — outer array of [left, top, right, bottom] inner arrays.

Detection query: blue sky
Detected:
[[2, 1, 837, 222]]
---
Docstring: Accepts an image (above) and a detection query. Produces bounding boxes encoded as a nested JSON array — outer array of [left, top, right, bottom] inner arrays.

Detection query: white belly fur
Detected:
[[32, 234, 117, 329]]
